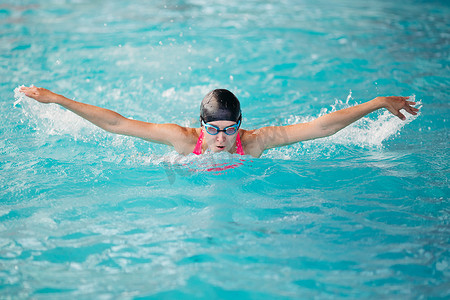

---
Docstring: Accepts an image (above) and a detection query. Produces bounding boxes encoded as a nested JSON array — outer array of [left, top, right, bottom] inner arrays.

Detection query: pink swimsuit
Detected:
[[193, 131, 245, 155]]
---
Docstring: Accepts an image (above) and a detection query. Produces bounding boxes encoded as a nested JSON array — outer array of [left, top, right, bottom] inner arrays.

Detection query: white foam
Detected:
[[14, 86, 421, 162], [14, 86, 99, 139], [326, 94, 421, 147], [267, 95, 421, 159]]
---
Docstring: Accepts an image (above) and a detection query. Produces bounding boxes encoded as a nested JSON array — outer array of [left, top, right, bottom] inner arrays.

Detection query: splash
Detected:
[[266, 94, 422, 159], [14, 86, 421, 163], [130, 149, 250, 169], [320, 94, 421, 146], [14, 86, 250, 173], [14, 85, 99, 139], [126, 150, 253, 184]]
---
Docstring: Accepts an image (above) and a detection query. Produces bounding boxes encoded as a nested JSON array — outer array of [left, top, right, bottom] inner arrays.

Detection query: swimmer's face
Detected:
[[202, 120, 239, 153]]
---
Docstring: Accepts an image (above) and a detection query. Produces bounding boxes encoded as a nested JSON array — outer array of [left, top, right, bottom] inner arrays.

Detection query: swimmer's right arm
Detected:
[[19, 87, 194, 152], [20, 86, 130, 133]]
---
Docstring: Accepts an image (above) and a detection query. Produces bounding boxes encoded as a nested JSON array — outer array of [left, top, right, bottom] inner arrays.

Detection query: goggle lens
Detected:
[[206, 127, 218, 135], [225, 127, 237, 135], [203, 120, 240, 136]]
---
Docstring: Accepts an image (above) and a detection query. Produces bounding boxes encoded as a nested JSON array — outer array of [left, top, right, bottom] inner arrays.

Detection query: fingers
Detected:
[[396, 111, 406, 120], [19, 86, 42, 100], [397, 98, 420, 119], [385, 96, 419, 120], [391, 96, 420, 119], [395, 96, 409, 101], [404, 105, 419, 115], [20, 86, 34, 91], [19, 86, 36, 95], [404, 97, 420, 112], [19, 87, 32, 96]]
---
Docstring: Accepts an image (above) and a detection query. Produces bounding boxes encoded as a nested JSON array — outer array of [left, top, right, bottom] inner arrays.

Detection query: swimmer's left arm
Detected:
[[307, 96, 418, 138], [247, 96, 419, 155]]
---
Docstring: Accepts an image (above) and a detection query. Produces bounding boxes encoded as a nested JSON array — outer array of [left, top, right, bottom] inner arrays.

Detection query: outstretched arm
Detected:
[[306, 96, 418, 136], [246, 96, 419, 155], [19, 86, 194, 152]]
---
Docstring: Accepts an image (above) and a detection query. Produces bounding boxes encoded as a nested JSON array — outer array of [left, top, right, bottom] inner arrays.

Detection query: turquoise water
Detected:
[[1, 0, 449, 298]]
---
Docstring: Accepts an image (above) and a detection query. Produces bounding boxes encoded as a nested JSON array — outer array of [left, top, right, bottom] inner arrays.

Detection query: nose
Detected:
[[216, 132, 227, 143]]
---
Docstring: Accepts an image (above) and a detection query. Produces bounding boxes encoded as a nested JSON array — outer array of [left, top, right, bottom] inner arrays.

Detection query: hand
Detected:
[[377, 96, 420, 120], [19, 86, 60, 104]]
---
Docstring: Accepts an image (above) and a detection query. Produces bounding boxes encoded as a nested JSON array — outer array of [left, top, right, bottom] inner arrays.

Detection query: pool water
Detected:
[[1, 0, 449, 298]]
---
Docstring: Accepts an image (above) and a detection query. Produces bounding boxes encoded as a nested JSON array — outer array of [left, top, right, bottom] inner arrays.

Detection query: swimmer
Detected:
[[19, 86, 419, 158]]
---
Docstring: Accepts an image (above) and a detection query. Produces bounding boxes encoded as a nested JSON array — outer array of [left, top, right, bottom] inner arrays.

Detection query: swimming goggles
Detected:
[[202, 120, 241, 135]]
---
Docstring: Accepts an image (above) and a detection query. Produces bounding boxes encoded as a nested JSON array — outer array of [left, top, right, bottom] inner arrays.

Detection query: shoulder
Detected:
[[239, 126, 292, 157], [239, 129, 265, 157], [240, 127, 278, 146], [168, 125, 201, 155]]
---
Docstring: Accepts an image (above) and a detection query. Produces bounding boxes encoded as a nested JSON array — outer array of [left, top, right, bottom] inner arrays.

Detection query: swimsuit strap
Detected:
[[193, 130, 204, 155], [235, 132, 245, 155], [192, 130, 245, 155]]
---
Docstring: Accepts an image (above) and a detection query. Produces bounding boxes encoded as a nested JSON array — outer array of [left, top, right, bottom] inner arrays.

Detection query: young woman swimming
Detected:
[[19, 86, 419, 158]]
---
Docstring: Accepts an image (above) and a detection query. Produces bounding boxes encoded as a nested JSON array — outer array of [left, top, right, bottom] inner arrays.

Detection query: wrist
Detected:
[[52, 93, 67, 105], [372, 97, 386, 109]]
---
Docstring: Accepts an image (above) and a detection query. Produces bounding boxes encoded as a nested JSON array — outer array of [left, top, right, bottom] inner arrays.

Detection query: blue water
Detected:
[[1, 0, 449, 298]]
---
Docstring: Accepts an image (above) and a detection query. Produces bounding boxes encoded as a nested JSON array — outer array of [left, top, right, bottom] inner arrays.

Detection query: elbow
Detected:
[[103, 116, 127, 134], [307, 119, 342, 139], [315, 120, 339, 138], [323, 126, 339, 137]]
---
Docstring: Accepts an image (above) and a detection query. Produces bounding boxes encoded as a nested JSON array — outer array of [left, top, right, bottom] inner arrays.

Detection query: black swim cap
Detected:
[[200, 89, 242, 123]]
